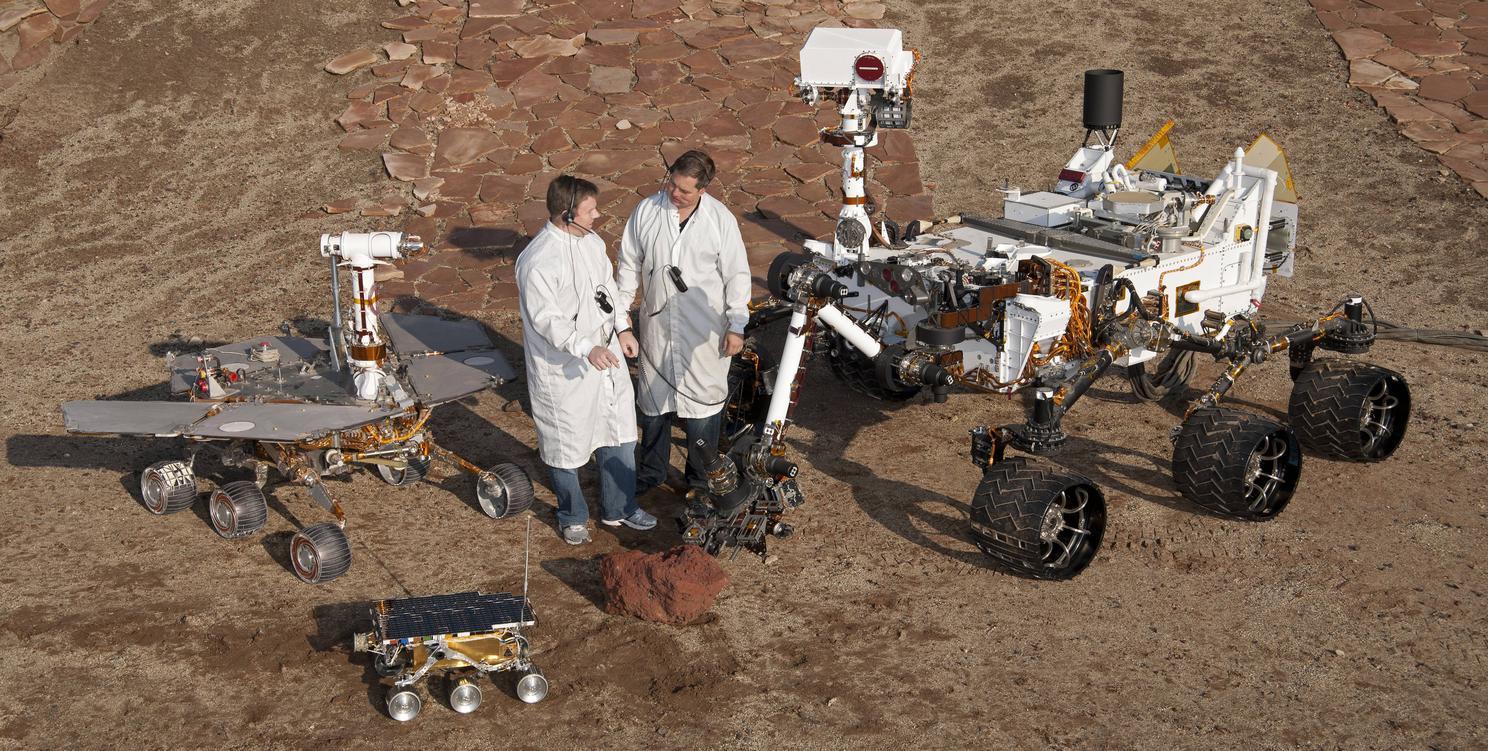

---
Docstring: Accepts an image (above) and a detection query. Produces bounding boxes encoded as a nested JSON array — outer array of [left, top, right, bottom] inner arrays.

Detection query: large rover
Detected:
[[688, 28, 1412, 578], [62, 232, 535, 584]]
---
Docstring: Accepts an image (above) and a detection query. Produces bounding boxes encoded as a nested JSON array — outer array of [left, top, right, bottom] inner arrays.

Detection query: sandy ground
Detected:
[[1, 0, 1486, 749]]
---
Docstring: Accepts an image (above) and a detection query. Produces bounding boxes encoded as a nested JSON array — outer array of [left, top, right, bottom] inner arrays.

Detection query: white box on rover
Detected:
[[1003, 191, 1081, 228], [797, 27, 914, 89]]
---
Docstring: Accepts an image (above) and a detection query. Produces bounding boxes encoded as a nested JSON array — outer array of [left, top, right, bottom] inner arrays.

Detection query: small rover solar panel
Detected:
[[376, 591, 535, 644]]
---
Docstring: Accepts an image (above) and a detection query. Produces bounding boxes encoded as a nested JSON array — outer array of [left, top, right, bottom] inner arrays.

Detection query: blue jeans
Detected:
[[548, 442, 638, 528], [636, 410, 723, 495]]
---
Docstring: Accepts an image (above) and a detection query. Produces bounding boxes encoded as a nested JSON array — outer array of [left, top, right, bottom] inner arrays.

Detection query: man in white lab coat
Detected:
[[516, 175, 657, 545], [615, 150, 753, 503]]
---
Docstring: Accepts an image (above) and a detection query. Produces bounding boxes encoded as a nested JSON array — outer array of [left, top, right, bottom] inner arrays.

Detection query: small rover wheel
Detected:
[[290, 522, 352, 584], [476, 463, 534, 519], [1126, 349, 1196, 402], [969, 457, 1106, 580], [385, 685, 422, 722], [1288, 360, 1410, 461], [208, 481, 269, 539], [141, 460, 197, 515], [1172, 408, 1302, 520], [375, 455, 431, 486]]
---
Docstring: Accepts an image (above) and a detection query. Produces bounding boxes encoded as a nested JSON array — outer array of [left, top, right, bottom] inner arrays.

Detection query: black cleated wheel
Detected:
[[375, 455, 431, 487], [1173, 408, 1302, 520], [1126, 349, 1196, 402], [208, 481, 269, 539], [290, 522, 352, 584], [823, 329, 920, 402], [1288, 360, 1410, 462], [140, 460, 198, 515], [969, 457, 1106, 580], [476, 463, 534, 519]]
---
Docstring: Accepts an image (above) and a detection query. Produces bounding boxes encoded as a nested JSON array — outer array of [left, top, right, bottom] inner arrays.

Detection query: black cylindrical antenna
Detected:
[[1082, 69, 1124, 131]]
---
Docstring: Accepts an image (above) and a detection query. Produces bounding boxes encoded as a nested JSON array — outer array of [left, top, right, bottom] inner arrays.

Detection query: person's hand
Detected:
[[618, 330, 639, 358], [587, 345, 620, 369], [722, 331, 745, 357]]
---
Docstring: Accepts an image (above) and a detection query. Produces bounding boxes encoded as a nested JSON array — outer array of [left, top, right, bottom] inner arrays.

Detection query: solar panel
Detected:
[[375, 591, 535, 642]]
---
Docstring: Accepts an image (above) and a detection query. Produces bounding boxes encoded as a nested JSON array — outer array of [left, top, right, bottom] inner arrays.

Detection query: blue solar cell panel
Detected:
[[375, 591, 535, 641]]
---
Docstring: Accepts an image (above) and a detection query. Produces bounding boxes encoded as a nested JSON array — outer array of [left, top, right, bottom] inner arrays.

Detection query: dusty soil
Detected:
[[2, 1, 1486, 749]]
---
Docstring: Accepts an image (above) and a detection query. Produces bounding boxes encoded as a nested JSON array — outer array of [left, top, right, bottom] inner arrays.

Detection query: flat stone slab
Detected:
[[325, 0, 932, 319], [1314, 1, 1488, 202]]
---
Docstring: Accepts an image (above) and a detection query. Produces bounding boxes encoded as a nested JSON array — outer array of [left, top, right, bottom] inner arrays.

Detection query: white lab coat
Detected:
[[515, 222, 636, 469], [616, 191, 752, 418]]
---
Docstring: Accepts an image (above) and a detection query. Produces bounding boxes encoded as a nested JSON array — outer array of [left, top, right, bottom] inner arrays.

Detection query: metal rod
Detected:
[[327, 255, 344, 372]]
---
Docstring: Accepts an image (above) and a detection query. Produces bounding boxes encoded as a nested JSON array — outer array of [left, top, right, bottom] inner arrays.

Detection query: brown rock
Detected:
[[10, 42, 50, 70], [758, 194, 817, 218], [16, 12, 58, 49], [422, 41, 455, 65], [509, 33, 585, 58], [844, 1, 885, 20], [0, 6, 46, 32], [469, 0, 524, 17], [1349, 59, 1400, 87], [587, 27, 638, 45], [412, 177, 444, 201], [718, 36, 786, 64], [428, 5, 463, 25], [575, 149, 658, 176], [382, 15, 427, 31], [1418, 73, 1474, 101], [511, 72, 561, 106], [588, 65, 635, 94], [76, 0, 109, 23], [447, 68, 492, 95], [45, 0, 80, 18], [435, 172, 484, 200], [601, 546, 730, 626], [786, 161, 837, 183], [336, 100, 384, 131], [1332, 27, 1391, 60], [383, 41, 416, 61], [326, 48, 379, 75], [532, 126, 571, 153], [363, 195, 407, 218], [773, 115, 820, 146], [434, 127, 505, 166], [323, 198, 359, 214], [338, 127, 390, 150], [383, 153, 430, 181], [508, 153, 545, 174], [1396, 37, 1463, 57]]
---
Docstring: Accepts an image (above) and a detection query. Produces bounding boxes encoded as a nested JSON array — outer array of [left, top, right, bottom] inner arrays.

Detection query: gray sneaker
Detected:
[[561, 524, 591, 545], [600, 508, 657, 531]]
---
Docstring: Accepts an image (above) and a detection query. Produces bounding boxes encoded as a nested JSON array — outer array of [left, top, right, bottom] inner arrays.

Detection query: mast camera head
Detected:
[[795, 27, 916, 127]]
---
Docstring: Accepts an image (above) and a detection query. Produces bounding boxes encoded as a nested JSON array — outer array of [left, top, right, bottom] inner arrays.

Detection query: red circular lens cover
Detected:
[[853, 54, 884, 82]]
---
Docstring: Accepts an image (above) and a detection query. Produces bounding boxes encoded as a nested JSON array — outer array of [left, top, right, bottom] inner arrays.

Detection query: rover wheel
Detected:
[[823, 329, 919, 401], [141, 460, 197, 515], [208, 481, 269, 539], [1126, 349, 1196, 401], [375, 455, 431, 486], [476, 463, 534, 519], [969, 457, 1106, 580], [1288, 360, 1410, 461], [290, 522, 352, 584], [386, 685, 422, 722], [1172, 408, 1302, 520]]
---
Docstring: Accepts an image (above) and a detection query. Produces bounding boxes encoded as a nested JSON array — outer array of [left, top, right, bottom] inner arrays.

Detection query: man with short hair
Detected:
[[615, 150, 753, 504], [516, 174, 657, 545]]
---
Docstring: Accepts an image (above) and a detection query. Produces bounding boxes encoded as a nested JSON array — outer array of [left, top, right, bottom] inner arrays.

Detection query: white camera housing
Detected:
[[797, 27, 914, 93]]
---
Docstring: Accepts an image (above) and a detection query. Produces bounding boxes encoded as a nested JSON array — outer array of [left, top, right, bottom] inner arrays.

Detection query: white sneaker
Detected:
[[561, 524, 591, 545]]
